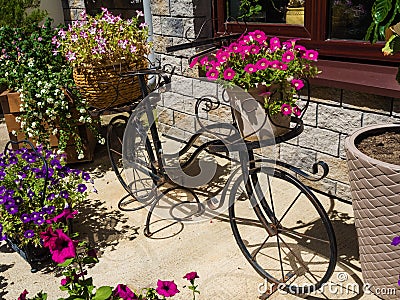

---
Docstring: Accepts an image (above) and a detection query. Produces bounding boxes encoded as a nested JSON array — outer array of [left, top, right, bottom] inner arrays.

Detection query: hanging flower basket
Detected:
[[73, 60, 146, 109]]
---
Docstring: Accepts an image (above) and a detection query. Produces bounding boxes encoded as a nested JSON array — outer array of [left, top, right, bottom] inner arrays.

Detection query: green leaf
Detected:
[[83, 256, 99, 264], [58, 258, 75, 267], [92, 286, 113, 300], [372, 0, 392, 22]]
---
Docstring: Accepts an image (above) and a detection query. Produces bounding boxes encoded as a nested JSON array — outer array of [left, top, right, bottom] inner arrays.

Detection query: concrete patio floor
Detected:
[[0, 121, 382, 300]]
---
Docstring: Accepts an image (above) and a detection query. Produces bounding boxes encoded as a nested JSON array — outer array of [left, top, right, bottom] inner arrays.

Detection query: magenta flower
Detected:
[[244, 64, 258, 74], [229, 42, 242, 53], [48, 229, 77, 264], [279, 63, 288, 70], [295, 45, 306, 52], [282, 50, 295, 62], [80, 31, 88, 39], [240, 45, 250, 56], [269, 37, 281, 49], [249, 30, 267, 43], [293, 105, 302, 117], [291, 79, 304, 90], [281, 104, 292, 116], [269, 60, 281, 69], [256, 58, 269, 70], [156, 280, 180, 297], [223, 68, 235, 80], [249, 44, 260, 55], [199, 56, 208, 66], [183, 272, 199, 281], [60, 277, 71, 286], [113, 284, 138, 300], [189, 57, 198, 68], [46, 208, 78, 224], [40, 226, 58, 248], [303, 49, 318, 61], [130, 45, 137, 53], [18, 290, 28, 300], [206, 68, 219, 80], [216, 49, 229, 63]]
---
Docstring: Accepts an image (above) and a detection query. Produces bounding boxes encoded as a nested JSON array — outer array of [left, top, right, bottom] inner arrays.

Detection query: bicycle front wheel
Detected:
[[229, 166, 337, 295]]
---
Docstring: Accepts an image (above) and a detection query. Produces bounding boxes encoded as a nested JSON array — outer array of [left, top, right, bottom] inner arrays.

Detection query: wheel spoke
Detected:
[[279, 227, 330, 244], [110, 148, 122, 156], [278, 191, 302, 225], [252, 235, 270, 260]]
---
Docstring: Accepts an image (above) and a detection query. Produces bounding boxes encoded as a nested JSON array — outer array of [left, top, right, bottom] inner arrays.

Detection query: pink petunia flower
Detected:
[[303, 49, 318, 61], [45, 208, 78, 224], [113, 284, 138, 300], [48, 229, 78, 264], [249, 30, 267, 43], [279, 63, 288, 70], [156, 280, 180, 297], [281, 104, 292, 116], [229, 43, 242, 53], [244, 64, 258, 74], [61, 277, 71, 286], [291, 79, 304, 90], [282, 50, 295, 62], [183, 271, 199, 281], [223, 68, 235, 80], [295, 45, 306, 52], [216, 49, 229, 63], [293, 105, 302, 117], [269, 60, 281, 69], [199, 56, 208, 66], [206, 68, 219, 80], [18, 290, 28, 300], [256, 58, 269, 70], [249, 44, 260, 55], [269, 37, 281, 50], [189, 57, 198, 68], [65, 51, 76, 61]]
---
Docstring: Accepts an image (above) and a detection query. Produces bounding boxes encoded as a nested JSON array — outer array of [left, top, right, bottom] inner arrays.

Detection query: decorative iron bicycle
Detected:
[[105, 65, 338, 296]]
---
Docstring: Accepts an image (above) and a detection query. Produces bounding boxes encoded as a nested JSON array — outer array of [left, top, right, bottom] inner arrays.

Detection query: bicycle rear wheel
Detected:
[[229, 166, 337, 295]]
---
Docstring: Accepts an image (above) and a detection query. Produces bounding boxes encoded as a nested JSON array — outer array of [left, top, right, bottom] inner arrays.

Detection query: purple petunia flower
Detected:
[[24, 230, 34, 239], [6, 205, 18, 215], [47, 193, 56, 201], [31, 212, 41, 221], [391, 236, 400, 246], [34, 218, 45, 225], [156, 280, 180, 297], [60, 190, 69, 199], [13, 196, 23, 205], [77, 184, 87, 193], [82, 172, 91, 181], [21, 214, 31, 223]]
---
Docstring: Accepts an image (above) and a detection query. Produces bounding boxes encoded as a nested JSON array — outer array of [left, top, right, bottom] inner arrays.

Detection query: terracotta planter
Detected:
[[0, 91, 96, 163], [345, 124, 400, 299]]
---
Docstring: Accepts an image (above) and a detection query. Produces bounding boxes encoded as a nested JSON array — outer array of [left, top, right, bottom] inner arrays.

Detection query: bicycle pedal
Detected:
[[206, 197, 220, 210]]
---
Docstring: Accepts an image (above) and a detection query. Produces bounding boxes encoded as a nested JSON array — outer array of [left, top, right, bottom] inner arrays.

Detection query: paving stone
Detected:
[[362, 112, 399, 126], [342, 90, 392, 114], [173, 111, 196, 134], [318, 105, 362, 134], [298, 126, 340, 156]]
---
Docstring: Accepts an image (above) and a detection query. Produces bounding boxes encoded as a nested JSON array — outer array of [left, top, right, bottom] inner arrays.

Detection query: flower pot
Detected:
[[345, 124, 400, 299], [286, 7, 304, 25], [0, 91, 96, 163], [228, 87, 291, 141], [6, 237, 51, 273], [73, 61, 145, 109]]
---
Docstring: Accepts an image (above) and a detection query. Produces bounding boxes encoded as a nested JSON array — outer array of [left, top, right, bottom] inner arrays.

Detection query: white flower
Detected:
[[57, 149, 63, 155], [15, 116, 20, 122], [78, 153, 85, 160], [52, 128, 58, 135], [47, 97, 54, 103], [28, 132, 33, 138], [99, 138, 105, 144], [31, 122, 37, 128], [11, 130, 17, 136], [79, 108, 86, 114], [79, 116, 85, 123], [20, 121, 26, 128], [35, 93, 41, 98], [66, 113, 71, 118]]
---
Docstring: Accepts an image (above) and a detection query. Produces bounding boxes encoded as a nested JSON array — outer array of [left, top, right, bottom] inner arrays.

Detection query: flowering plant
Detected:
[[18, 228, 200, 300], [0, 144, 93, 247], [0, 19, 97, 155], [54, 8, 150, 68], [190, 30, 319, 116]]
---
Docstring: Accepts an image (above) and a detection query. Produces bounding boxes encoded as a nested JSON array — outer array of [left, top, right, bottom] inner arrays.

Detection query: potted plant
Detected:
[[0, 19, 98, 162], [55, 8, 151, 109], [344, 2, 400, 298], [286, 0, 305, 25], [189, 30, 319, 137], [0, 141, 93, 272]]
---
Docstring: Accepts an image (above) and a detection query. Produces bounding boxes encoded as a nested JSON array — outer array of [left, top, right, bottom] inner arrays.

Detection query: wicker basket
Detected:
[[73, 61, 146, 109]]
